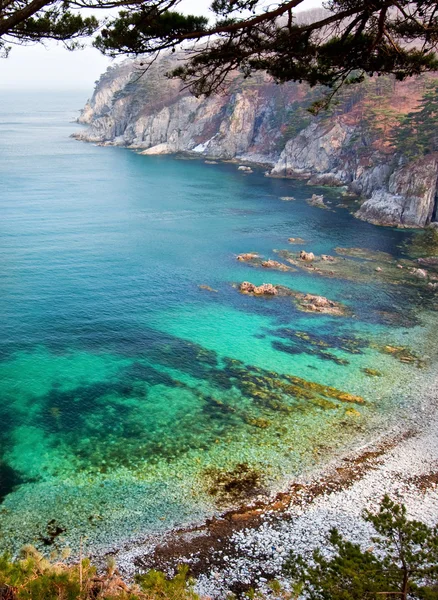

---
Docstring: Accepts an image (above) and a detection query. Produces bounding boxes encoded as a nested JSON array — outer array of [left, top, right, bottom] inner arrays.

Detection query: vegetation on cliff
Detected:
[[95, 1, 438, 102], [392, 81, 438, 159]]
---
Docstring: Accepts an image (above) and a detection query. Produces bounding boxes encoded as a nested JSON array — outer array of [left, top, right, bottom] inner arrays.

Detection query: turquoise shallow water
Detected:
[[0, 90, 437, 554]]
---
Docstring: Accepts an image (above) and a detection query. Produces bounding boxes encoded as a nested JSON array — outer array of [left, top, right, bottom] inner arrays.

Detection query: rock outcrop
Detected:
[[355, 155, 438, 227], [270, 121, 353, 183], [238, 281, 349, 315], [239, 282, 278, 295]]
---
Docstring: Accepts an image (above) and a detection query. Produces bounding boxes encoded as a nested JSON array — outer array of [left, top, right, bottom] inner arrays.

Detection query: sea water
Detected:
[[0, 90, 436, 554]]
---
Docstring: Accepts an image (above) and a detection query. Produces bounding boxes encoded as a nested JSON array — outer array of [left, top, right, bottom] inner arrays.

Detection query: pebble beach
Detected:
[[109, 385, 438, 598]]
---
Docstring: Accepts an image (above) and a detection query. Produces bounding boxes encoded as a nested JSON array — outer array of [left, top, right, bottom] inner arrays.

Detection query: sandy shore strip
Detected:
[[97, 388, 438, 597]]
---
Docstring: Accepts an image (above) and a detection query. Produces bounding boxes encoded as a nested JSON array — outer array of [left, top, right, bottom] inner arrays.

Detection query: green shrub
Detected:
[[284, 495, 438, 600], [0, 548, 198, 600]]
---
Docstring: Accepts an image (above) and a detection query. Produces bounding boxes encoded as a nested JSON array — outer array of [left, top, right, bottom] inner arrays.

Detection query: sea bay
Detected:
[[0, 90, 437, 554]]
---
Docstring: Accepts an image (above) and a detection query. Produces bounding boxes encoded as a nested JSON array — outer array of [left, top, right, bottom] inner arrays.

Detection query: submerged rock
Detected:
[[237, 253, 259, 261], [361, 368, 383, 377], [288, 237, 306, 244], [297, 293, 348, 316], [261, 259, 291, 271], [307, 194, 326, 209], [410, 268, 428, 279], [199, 285, 218, 293], [372, 343, 426, 368], [418, 257, 438, 266]]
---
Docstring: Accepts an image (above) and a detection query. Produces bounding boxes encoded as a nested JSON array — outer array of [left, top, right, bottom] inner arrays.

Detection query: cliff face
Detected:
[[75, 58, 438, 228], [75, 57, 307, 163], [270, 120, 355, 183], [355, 155, 438, 227]]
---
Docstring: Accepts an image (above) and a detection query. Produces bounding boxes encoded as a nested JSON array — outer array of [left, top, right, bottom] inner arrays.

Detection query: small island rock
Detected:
[[300, 250, 315, 261], [239, 282, 278, 295]]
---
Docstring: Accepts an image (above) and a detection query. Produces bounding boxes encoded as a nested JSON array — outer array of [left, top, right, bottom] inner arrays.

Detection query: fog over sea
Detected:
[[0, 90, 436, 554]]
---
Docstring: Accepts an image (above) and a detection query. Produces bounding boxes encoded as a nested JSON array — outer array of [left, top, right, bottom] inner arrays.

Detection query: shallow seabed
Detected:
[[0, 90, 437, 555]]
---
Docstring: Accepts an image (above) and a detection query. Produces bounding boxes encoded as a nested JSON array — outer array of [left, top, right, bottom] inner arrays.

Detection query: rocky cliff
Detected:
[[75, 57, 438, 228]]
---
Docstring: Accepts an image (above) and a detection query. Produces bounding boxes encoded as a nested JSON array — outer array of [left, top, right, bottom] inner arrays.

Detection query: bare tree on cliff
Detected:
[[2, 0, 438, 104]]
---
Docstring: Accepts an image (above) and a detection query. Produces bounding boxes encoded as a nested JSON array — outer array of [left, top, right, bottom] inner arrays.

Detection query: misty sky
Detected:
[[0, 0, 321, 91]]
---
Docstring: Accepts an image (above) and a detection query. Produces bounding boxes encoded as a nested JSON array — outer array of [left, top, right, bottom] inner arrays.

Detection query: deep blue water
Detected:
[[0, 90, 436, 554]]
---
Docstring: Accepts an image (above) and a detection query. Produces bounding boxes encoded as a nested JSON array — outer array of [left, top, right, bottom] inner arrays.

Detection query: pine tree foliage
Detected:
[[0, 0, 203, 59], [1, 0, 438, 103], [284, 495, 438, 600], [95, 0, 438, 98], [393, 80, 438, 159]]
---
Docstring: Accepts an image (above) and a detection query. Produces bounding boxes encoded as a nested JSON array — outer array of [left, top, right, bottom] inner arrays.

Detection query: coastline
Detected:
[[2, 94, 438, 599], [60, 144, 437, 590], [71, 137, 436, 230], [90, 379, 438, 596]]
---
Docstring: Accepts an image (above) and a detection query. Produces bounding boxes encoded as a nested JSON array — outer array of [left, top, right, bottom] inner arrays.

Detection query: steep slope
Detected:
[[75, 57, 309, 163], [75, 57, 438, 228]]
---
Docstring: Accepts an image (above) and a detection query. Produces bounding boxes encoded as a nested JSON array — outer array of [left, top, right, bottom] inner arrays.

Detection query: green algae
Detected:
[[334, 247, 395, 263], [404, 228, 438, 258], [204, 463, 265, 504], [361, 368, 383, 377], [272, 329, 366, 365], [269, 326, 425, 371], [274, 248, 423, 288]]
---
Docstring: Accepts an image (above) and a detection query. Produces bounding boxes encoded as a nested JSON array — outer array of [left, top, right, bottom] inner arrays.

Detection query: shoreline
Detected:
[[90, 383, 438, 596], [71, 135, 437, 231]]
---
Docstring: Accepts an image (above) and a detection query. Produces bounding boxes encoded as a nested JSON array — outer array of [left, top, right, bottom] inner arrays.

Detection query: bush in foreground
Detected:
[[0, 546, 199, 600], [0, 496, 437, 599]]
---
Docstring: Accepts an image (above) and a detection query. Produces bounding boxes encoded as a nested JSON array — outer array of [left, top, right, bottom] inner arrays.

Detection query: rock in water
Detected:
[[299, 250, 315, 261], [307, 194, 326, 208], [237, 253, 259, 261], [261, 260, 290, 271], [239, 282, 277, 295], [298, 294, 347, 316]]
